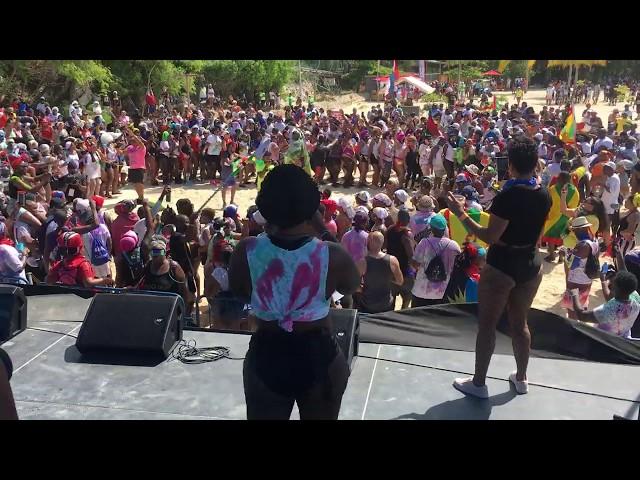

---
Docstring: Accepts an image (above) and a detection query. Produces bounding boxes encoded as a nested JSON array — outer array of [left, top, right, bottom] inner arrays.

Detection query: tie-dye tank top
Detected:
[[246, 233, 330, 332]]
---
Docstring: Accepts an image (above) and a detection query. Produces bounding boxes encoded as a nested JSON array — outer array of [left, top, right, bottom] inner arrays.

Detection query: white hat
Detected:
[[372, 207, 389, 220], [355, 191, 371, 204], [393, 189, 409, 203], [354, 205, 369, 217], [337, 196, 355, 219], [373, 192, 392, 207]]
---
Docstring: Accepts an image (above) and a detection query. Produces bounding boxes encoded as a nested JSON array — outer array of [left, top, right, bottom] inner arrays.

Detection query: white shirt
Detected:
[[578, 141, 592, 155], [0, 244, 26, 282], [212, 266, 229, 291], [594, 137, 614, 152], [496, 118, 512, 130], [602, 174, 621, 215], [205, 134, 222, 156]]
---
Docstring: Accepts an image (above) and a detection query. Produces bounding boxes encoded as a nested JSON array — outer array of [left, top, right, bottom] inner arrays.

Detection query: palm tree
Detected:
[[546, 60, 607, 87]]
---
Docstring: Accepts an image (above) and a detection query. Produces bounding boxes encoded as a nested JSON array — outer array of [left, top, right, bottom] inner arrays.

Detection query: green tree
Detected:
[[443, 60, 489, 82]]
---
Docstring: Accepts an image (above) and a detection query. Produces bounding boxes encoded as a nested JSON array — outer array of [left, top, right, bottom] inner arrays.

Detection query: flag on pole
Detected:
[[560, 105, 576, 144], [389, 60, 399, 96], [427, 112, 441, 137]]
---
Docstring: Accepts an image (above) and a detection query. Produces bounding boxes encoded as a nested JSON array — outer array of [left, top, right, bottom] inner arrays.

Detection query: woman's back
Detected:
[[360, 254, 394, 313], [246, 234, 330, 332]]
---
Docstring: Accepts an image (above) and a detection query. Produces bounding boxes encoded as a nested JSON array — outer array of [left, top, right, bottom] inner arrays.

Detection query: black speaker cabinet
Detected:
[[76, 293, 183, 359], [331, 308, 359, 370], [0, 285, 27, 342]]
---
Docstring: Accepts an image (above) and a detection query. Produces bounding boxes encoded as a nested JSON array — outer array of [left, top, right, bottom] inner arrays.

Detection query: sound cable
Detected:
[[171, 339, 245, 364], [26, 327, 78, 338]]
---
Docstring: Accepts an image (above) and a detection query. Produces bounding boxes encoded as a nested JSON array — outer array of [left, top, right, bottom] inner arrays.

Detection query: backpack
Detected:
[[122, 248, 145, 285], [424, 238, 449, 283], [89, 229, 110, 266], [56, 257, 91, 286], [584, 247, 600, 280]]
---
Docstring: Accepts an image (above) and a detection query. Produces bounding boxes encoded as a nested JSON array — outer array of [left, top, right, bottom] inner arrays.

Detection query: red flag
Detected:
[[427, 114, 440, 137], [490, 95, 496, 111], [393, 60, 400, 80]]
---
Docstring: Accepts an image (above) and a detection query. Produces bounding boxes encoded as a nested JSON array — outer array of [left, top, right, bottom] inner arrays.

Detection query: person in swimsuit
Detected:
[[137, 236, 188, 302], [229, 164, 360, 420], [446, 136, 552, 398]]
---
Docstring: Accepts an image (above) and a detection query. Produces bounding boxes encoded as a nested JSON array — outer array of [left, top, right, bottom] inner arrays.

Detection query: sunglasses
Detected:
[[150, 248, 166, 257]]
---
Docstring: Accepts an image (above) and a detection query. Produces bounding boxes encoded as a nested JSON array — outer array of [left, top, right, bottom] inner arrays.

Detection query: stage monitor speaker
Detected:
[[0, 285, 27, 343], [76, 293, 183, 359], [330, 308, 359, 370]]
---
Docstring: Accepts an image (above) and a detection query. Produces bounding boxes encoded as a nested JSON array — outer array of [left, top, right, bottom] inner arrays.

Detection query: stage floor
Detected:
[[1, 294, 637, 420]]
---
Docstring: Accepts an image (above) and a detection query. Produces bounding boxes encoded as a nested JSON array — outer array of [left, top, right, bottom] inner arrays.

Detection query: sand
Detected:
[[101, 88, 627, 318]]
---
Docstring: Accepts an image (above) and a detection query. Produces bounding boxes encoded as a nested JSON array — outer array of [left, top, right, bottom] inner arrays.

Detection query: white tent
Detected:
[[397, 76, 435, 94]]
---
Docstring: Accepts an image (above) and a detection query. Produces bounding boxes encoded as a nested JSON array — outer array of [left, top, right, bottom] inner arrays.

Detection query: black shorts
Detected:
[[243, 327, 349, 420], [204, 154, 220, 166], [128, 168, 145, 184]]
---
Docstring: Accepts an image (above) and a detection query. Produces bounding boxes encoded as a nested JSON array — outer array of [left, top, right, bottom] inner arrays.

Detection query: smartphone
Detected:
[[601, 262, 609, 275], [17, 190, 26, 206]]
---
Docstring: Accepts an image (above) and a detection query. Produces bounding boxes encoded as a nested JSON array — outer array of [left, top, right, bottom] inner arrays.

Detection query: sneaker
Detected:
[[508, 372, 529, 394], [453, 377, 489, 399]]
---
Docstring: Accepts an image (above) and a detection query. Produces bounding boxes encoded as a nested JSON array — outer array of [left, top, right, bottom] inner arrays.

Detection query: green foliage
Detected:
[[443, 60, 489, 81], [200, 60, 294, 99], [55, 60, 112, 90], [421, 92, 447, 103], [615, 84, 631, 101], [502, 60, 527, 79]]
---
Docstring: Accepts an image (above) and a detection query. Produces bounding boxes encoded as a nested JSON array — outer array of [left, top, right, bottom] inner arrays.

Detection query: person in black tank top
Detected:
[[354, 231, 404, 313], [446, 137, 552, 399], [137, 236, 187, 299], [404, 136, 421, 190], [386, 209, 416, 309]]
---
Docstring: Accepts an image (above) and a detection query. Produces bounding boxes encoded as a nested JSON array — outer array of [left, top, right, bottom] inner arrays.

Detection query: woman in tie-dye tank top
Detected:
[[229, 165, 360, 420]]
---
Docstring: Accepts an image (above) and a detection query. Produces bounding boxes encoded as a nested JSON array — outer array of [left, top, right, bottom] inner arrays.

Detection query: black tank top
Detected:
[[140, 260, 182, 294], [386, 226, 410, 273], [406, 149, 418, 165], [361, 254, 394, 313]]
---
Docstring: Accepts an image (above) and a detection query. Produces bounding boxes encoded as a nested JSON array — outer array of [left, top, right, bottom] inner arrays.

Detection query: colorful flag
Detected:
[[560, 105, 576, 144], [254, 157, 266, 172], [393, 60, 400, 80], [427, 112, 440, 137]]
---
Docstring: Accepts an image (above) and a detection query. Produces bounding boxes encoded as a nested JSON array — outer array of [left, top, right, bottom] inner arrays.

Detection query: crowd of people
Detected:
[[4, 74, 640, 419], [2, 79, 640, 343]]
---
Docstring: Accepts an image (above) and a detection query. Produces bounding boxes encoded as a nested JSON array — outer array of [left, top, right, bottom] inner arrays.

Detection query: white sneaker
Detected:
[[453, 377, 489, 399], [509, 372, 529, 394]]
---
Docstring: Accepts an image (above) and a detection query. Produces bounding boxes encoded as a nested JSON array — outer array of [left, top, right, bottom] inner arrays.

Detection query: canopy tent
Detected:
[[374, 74, 419, 82], [396, 75, 435, 94], [482, 70, 502, 76]]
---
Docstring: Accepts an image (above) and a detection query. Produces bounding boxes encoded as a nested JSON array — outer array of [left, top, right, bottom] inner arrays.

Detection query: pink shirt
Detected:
[[325, 219, 338, 236], [127, 144, 147, 170], [340, 228, 369, 263]]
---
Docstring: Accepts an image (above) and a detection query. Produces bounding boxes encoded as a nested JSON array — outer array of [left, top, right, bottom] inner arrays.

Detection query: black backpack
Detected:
[[584, 248, 601, 280], [424, 238, 449, 283]]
